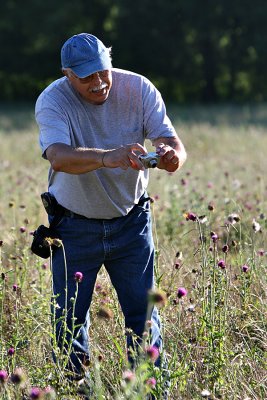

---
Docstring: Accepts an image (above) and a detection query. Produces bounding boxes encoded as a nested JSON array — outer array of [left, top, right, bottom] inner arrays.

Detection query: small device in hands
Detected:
[[138, 152, 160, 168]]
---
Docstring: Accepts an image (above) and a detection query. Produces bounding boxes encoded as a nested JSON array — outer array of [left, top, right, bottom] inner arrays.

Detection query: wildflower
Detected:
[[184, 212, 197, 221], [148, 288, 167, 307], [20, 226, 26, 233], [231, 240, 238, 248], [218, 259, 226, 269], [13, 284, 18, 292], [227, 213, 240, 224], [201, 389, 211, 398], [242, 264, 249, 273], [198, 215, 208, 224], [97, 306, 113, 320], [177, 287, 187, 298], [208, 202, 215, 211], [176, 251, 183, 259], [146, 320, 153, 328], [122, 370, 135, 383], [43, 386, 56, 399], [222, 244, 229, 253], [146, 377, 157, 388], [30, 387, 42, 399], [10, 367, 26, 385], [48, 238, 62, 247], [8, 347, 15, 356], [210, 232, 218, 243], [98, 354, 104, 362], [145, 345, 159, 362], [252, 219, 261, 233], [187, 304, 195, 312], [95, 282, 102, 292], [74, 271, 83, 283], [257, 249, 265, 256], [0, 370, 8, 384]]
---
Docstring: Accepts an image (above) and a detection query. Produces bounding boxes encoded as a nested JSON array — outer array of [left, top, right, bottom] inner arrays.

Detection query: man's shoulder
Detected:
[[112, 68, 153, 89], [35, 77, 70, 108]]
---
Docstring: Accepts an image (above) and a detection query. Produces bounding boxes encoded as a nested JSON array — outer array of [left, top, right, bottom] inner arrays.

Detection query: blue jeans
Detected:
[[50, 198, 163, 376]]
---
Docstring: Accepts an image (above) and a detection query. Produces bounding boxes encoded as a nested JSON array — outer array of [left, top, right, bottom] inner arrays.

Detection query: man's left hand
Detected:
[[155, 143, 179, 172]]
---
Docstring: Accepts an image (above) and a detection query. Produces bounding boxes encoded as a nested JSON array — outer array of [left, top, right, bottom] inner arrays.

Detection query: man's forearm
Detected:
[[46, 143, 104, 174]]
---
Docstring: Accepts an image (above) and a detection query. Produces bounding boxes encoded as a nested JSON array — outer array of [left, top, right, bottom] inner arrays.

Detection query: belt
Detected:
[[63, 208, 88, 219], [62, 196, 151, 220]]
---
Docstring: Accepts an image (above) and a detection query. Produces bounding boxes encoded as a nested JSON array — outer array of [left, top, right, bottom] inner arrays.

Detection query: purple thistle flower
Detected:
[[222, 244, 229, 253], [43, 386, 56, 399], [10, 367, 26, 385], [218, 259, 226, 269], [185, 212, 197, 221], [211, 233, 218, 243], [30, 387, 42, 399], [242, 264, 249, 273], [8, 347, 15, 356], [145, 345, 159, 362], [13, 284, 18, 292], [19, 226, 26, 233], [122, 370, 135, 383], [0, 370, 8, 383], [74, 271, 83, 283], [146, 377, 157, 388], [257, 249, 265, 256], [208, 202, 215, 211], [177, 287, 187, 298], [148, 289, 167, 306]]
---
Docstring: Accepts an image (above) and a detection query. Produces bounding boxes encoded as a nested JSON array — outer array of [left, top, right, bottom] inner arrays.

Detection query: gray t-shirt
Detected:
[[35, 68, 177, 219]]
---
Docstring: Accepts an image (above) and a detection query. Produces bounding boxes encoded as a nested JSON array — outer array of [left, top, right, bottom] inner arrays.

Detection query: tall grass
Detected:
[[0, 103, 266, 399]]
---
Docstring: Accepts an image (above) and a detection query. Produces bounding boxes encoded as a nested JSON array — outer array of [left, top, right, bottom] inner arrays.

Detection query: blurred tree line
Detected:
[[1, 0, 267, 103]]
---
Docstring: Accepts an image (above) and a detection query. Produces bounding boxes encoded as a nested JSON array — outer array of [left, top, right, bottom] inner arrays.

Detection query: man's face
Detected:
[[65, 69, 112, 105]]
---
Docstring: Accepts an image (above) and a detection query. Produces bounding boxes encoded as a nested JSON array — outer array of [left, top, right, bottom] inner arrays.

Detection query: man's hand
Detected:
[[102, 143, 147, 170], [152, 136, 187, 173], [155, 143, 179, 172]]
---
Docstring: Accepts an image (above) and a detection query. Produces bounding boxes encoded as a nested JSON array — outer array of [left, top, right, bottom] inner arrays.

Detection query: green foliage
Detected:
[[1, 1, 267, 102]]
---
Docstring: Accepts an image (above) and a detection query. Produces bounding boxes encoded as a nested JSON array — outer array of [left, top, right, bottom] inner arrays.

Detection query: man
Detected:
[[35, 33, 186, 394]]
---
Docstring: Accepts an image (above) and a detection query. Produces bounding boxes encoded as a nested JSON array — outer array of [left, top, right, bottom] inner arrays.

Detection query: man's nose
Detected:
[[91, 72, 102, 84]]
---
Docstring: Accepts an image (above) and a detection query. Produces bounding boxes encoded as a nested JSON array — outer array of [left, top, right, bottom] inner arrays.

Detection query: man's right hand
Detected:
[[102, 143, 147, 171]]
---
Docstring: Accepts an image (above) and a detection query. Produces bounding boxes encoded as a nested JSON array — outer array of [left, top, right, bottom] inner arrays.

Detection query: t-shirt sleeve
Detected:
[[35, 92, 71, 158], [142, 78, 177, 141]]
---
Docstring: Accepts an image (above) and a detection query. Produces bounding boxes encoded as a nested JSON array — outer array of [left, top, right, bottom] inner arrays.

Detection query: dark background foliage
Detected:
[[1, 0, 266, 103]]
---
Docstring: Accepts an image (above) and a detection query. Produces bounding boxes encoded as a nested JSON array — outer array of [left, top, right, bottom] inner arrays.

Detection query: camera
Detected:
[[31, 225, 61, 259], [139, 152, 160, 169]]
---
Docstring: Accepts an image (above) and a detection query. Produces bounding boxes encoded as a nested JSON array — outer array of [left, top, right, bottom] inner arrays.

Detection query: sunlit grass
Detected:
[[0, 103, 266, 399]]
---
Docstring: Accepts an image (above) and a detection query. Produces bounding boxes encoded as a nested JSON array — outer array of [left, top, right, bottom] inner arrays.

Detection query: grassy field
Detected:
[[0, 103, 266, 399]]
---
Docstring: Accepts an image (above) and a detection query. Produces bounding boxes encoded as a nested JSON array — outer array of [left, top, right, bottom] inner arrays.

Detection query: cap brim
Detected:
[[71, 49, 112, 78]]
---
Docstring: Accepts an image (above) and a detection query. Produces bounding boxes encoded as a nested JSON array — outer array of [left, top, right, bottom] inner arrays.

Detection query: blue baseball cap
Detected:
[[61, 33, 112, 78]]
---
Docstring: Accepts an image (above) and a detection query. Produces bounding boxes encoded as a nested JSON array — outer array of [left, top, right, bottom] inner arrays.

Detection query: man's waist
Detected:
[[61, 194, 151, 220]]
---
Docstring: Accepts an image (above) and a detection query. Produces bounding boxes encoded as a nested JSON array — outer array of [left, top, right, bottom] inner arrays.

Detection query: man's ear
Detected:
[[62, 69, 70, 78]]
